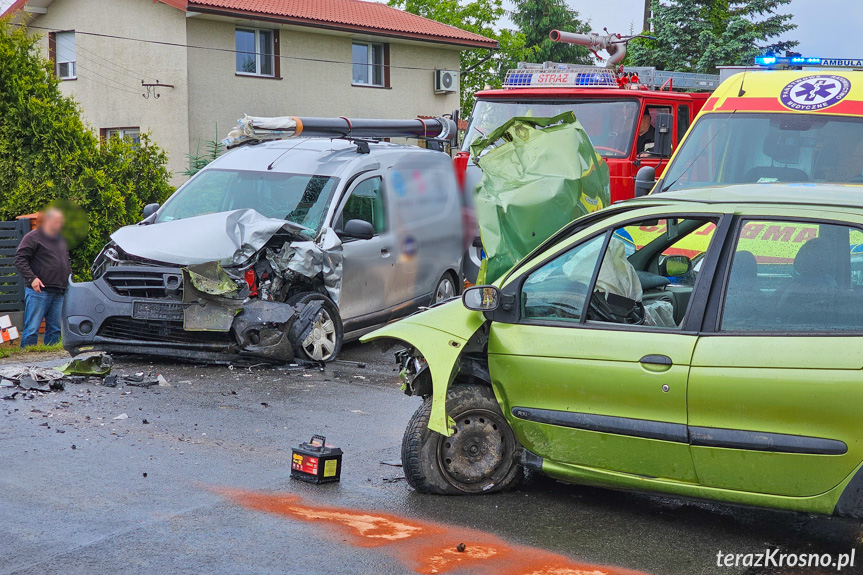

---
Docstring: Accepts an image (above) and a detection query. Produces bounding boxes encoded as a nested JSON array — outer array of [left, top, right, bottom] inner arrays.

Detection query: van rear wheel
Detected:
[[432, 272, 458, 304], [401, 383, 522, 495], [286, 292, 343, 362]]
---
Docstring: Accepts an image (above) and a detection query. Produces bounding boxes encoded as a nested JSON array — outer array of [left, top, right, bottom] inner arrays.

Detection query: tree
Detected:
[[389, 0, 527, 114], [627, 0, 797, 74], [0, 18, 173, 278], [511, 0, 592, 65]]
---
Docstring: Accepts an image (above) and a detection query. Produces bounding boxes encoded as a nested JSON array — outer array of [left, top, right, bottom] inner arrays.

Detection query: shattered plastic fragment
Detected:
[[186, 262, 239, 297], [266, 227, 344, 304], [59, 354, 113, 377], [182, 262, 244, 332]]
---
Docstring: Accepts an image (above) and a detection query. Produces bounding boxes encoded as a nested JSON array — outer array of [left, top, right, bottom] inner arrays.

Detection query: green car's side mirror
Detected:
[[659, 254, 692, 277], [462, 285, 500, 311]]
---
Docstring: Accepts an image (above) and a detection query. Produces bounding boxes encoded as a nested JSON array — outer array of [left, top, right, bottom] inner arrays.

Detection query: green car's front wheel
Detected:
[[401, 384, 523, 494]]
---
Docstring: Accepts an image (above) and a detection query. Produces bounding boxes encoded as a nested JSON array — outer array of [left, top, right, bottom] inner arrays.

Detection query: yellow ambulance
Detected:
[[631, 64, 863, 271]]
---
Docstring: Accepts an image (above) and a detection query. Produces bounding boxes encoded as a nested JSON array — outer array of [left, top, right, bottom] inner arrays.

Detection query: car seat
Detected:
[[742, 130, 808, 183], [773, 239, 841, 326], [722, 250, 759, 329]]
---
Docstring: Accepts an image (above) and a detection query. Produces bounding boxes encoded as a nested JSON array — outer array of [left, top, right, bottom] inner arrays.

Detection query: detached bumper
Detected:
[[62, 266, 315, 363]]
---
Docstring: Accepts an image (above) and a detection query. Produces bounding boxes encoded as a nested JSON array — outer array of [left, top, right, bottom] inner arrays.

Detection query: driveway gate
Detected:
[[0, 220, 29, 312]]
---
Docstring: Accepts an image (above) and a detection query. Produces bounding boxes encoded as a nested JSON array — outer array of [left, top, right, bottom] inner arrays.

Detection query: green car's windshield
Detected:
[[462, 99, 640, 158], [156, 169, 340, 230], [662, 113, 863, 192]]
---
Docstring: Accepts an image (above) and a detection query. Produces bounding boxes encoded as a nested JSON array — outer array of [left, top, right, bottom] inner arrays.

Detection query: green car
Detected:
[[362, 184, 863, 518]]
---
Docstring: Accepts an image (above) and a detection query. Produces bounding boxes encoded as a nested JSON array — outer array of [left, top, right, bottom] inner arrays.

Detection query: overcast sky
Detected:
[[0, 0, 857, 60]]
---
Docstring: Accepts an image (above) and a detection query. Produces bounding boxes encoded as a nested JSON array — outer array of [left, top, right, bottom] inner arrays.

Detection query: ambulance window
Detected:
[[677, 106, 690, 143], [663, 113, 863, 192]]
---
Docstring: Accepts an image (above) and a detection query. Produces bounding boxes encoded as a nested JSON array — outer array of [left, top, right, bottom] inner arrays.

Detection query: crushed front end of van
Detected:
[[62, 208, 344, 364]]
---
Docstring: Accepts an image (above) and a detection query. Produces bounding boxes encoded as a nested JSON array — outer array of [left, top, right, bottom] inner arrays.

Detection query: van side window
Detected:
[[677, 105, 690, 144], [342, 177, 387, 234]]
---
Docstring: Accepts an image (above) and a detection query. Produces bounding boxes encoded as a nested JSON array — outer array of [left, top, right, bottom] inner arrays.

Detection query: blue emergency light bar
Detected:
[[755, 55, 823, 66], [754, 55, 863, 68]]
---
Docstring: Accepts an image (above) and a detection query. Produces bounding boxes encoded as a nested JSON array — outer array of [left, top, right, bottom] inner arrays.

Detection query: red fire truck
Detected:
[[458, 30, 720, 204]]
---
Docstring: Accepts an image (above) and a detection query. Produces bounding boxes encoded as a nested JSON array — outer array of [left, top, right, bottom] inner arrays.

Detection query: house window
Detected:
[[236, 28, 275, 77], [352, 42, 387, 87], [102, 127, 141, 146], [52, 31, 76, 80]]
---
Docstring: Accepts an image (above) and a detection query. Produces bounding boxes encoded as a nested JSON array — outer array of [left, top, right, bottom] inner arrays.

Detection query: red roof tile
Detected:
[[185, 0, 497, 48], [2, 0, 497, 48]]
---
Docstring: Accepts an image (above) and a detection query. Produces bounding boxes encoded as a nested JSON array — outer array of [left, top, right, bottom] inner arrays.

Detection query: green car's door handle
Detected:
[[639, 355, 673, 372]]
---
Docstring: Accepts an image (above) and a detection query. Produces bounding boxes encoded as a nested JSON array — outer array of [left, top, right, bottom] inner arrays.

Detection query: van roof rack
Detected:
[[222, 115, 457, 149]]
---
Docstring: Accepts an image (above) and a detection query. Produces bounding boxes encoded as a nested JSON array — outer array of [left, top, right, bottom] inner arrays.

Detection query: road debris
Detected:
[[113, 413, 128, 420], [59, 354, 113, 377]]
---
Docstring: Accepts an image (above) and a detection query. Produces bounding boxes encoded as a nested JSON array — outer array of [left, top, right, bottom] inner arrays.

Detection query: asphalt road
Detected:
[[2, 343, 861, 575]]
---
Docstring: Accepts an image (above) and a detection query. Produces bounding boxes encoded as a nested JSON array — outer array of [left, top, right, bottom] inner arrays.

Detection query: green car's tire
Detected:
[[401, 383, 523, 495]]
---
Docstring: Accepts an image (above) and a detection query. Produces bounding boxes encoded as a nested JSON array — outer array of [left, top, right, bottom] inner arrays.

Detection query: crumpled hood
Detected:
[[111, 209, 298, 266]]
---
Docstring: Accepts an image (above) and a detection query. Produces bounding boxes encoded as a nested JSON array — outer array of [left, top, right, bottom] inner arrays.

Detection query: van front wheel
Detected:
[[401, 383, 522, 494], [286, 292, 343, 362]]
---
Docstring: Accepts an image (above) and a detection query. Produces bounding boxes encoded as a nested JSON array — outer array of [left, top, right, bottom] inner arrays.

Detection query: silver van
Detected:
[[62, 138, 463, 363]]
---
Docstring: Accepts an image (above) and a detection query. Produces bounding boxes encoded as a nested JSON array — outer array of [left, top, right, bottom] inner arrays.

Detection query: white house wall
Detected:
[[185, 18, 462, 162], [27, 0, 463, 187], [32, 0, 191, 185]]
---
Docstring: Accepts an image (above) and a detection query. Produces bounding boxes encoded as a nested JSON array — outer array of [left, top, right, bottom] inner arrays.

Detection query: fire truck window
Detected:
[[677, 106, 690, 143], [638, 106, 671, 154], [462, 99, 639, 159]]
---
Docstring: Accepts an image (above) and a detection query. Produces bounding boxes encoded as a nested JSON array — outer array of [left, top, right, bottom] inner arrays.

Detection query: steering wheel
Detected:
[[593, 145, 627, 156]]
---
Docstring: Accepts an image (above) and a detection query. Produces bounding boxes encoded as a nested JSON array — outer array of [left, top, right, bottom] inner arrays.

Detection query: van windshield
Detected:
[[462, 99, 640, 158], [156, 169, 340, 230], [662, 113, 863, 192]]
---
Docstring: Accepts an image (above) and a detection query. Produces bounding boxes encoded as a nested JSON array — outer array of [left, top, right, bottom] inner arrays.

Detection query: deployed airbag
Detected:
[[470, 112, 610, 284]]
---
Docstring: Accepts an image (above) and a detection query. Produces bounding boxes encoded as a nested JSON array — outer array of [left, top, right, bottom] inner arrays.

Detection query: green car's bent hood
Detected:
[[360, 300, 485, 435]]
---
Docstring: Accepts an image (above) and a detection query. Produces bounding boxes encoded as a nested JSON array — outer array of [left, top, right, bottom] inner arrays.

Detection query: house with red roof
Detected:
[[4, 0, 496, 183]]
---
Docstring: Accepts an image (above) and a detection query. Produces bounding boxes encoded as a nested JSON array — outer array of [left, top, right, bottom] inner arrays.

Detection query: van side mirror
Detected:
[[654, 112, 674, 157], [142, 203, 160, 219], [634, 166, 656, 197], [340, 219, 375, 240]]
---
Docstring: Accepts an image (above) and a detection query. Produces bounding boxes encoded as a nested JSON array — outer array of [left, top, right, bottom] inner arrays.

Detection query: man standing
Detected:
[[14, 208, 71, 347]]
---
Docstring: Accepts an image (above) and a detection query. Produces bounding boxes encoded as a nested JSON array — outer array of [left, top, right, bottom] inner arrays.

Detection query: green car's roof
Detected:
[[643, 183, 863, 211]]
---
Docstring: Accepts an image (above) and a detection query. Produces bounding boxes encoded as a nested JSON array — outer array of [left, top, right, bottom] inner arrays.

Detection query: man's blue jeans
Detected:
[[21, 288, 64, 347]]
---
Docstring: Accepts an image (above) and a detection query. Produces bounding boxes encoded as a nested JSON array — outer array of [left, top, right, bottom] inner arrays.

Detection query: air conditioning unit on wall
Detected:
[[434, 69, 459, 94]]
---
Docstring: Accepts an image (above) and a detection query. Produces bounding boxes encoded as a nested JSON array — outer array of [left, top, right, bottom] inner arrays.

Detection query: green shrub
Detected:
[[0, 18, 173, 279]]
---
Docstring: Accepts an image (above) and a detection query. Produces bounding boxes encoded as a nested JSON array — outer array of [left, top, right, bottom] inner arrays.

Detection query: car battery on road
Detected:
[[291, 435, 343, 484]]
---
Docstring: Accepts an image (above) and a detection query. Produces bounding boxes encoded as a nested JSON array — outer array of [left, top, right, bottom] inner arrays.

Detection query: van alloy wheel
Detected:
[[286, 292, 343, 363], [301, 308, 337, 361]]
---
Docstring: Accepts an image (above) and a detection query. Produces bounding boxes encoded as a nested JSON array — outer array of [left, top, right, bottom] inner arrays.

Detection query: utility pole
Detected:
[[642, 0, 651, 32]]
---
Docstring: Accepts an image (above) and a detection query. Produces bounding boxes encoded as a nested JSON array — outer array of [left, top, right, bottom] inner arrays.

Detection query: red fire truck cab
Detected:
[[460, 64, 719, 204]]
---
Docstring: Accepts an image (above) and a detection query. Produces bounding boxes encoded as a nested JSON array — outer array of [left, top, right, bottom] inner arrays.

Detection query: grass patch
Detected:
[[0, 341, 64, 359]]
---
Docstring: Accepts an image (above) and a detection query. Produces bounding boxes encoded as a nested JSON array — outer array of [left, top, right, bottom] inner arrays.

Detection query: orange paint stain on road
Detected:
[[216, 487, 650, 575]]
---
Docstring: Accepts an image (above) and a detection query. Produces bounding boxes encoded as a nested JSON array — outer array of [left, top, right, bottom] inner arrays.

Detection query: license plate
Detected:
[[132, 301, 185, 321]]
